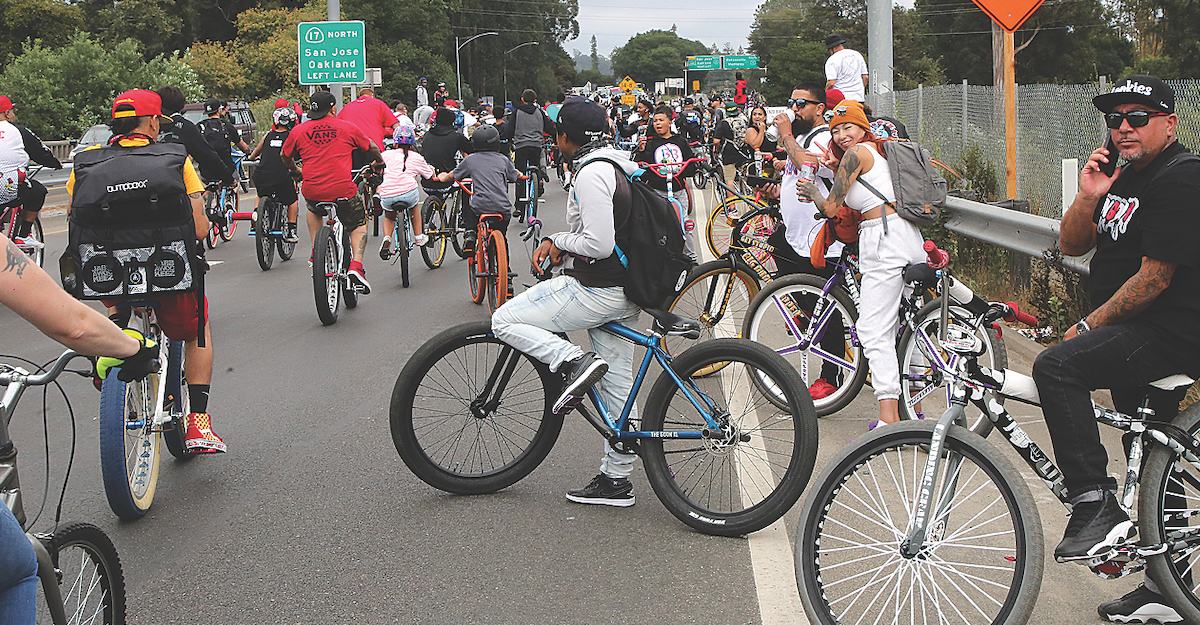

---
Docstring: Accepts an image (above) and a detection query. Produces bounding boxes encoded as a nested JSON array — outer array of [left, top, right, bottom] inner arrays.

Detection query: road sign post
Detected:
[[298, 21, 366, 85]]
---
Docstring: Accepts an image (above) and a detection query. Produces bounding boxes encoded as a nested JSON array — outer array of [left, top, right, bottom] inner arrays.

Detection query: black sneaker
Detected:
[[284, 224, 299, 243], [1055, 491, 1135, 562], [379, 238, 392, 261], [1098, 584, 1182, 623], [554, 352, 608, 414], [566, 473, 635, 507]]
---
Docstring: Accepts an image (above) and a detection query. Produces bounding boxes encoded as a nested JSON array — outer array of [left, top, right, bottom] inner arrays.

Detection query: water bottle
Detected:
[[754, 151, 764, 176], [947, 276, 989, 316]]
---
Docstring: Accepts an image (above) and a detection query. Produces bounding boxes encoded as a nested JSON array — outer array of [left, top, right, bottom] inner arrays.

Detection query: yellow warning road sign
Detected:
[[619, 75, 637, 93]]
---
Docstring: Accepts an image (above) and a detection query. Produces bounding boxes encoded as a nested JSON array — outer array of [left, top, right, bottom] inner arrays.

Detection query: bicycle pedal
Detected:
[[553, 394, 585, 415]]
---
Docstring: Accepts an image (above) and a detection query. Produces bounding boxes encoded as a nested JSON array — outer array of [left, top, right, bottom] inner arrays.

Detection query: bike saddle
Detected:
[[480, 213, 506, 222], [645, 309, 701, 339], [902, 262, 937, 286]]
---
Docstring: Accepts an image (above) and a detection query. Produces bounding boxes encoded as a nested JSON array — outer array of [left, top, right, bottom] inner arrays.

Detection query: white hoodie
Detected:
[[551, 146, 638, 286]]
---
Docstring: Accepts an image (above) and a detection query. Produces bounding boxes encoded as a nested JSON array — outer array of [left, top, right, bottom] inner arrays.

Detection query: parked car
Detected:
[[181, 101, 258, 145], [69, 124, 113, 160]]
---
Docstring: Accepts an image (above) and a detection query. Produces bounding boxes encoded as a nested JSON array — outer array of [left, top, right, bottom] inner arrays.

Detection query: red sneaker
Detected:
[[185, 412, 227, 454], [808, 379, 838, 400]]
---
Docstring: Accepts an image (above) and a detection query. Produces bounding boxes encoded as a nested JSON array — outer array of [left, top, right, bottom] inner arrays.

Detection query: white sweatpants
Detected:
[[856, 216, 926, 400]]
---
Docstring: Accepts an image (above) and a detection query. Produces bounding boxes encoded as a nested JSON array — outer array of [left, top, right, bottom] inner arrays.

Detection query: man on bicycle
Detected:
[[0, 95, 63, 248], [67, 89, 226, 453], [198, 98, 249, 183], [492, 97, 643, 507], [1033, 75, 1200, 623], [281, 91, 383, 294], [337, 88, 398, 204], [500, 89, 554, 218], [156, 86, 236, 192], [247, 107, 301, 243]]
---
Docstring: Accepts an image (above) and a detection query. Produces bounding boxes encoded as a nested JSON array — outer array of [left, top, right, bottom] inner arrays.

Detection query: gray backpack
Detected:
[[857, 139, 946, 232]]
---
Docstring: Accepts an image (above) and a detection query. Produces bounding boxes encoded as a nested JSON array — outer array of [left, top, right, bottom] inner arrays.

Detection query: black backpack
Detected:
[[200, 117, 229, 154], [588, 157, 695, 309]]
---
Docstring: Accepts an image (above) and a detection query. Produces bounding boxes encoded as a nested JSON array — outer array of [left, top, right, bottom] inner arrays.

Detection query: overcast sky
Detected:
[[570, 0, 762, 59]]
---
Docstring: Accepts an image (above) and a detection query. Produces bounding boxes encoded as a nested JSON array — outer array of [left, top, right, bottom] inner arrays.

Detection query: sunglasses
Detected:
[[789, 98, 822, 108], [1104, 110, 1168, 129]]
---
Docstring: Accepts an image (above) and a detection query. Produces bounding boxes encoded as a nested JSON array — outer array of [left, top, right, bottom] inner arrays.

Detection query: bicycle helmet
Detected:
[[272, 107, 297, 128], [394, 123, 417, 147], [470, 124, 501, 151]]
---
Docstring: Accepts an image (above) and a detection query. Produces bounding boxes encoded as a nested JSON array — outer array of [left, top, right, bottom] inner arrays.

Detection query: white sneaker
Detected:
[[11, 235, 43, 249], [413, 234, 429, 247]]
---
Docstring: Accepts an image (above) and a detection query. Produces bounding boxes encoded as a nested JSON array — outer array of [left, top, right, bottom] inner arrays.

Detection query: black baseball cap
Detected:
[[309, 91, 336, 119], [204, 98, 221, 114], [1093, 75, 1174, 114], [825, 33, 847, 49], [557, 96, 608, 136]]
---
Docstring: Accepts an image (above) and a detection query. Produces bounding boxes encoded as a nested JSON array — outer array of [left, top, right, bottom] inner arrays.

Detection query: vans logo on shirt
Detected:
[[1099, 193, 1139, 241], [306, 126, 338, 146]]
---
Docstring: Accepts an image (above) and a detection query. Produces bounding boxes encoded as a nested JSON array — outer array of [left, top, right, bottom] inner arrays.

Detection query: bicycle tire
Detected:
[[692, 170, 707, 189], [449, 195, 470, 259], [341, 228, 358, 309], [641, 338, 817, 536], [255, 199, 275, 271], [218, 195, 236, 242], [98, 325, 164, 519], [34, 522, 126, 625], [420, 199, 446, 269], [28, 216, 45, 267], [313, 225, 340, 325], [1140, 402, 1200, 623], [277, 233, 296, 260], [796, 421, 1043, 625], [744, 273, 867, 416], [161, 340, 192, 461], [897, 297, 1008, 436], [390, 321, 564, 494], [399, 219, 411, 288], [486, 229, 508, 312]]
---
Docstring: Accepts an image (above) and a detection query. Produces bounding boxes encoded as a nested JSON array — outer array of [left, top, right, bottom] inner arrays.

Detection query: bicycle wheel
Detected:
[[341, 229, 358, 309], [27, 216, 44, 267], [744, 273, 868, 416], [796, 420, 1043, 625], [666, 260, 760, 377], [897, 298, 1008, 436], [218, 194, 236, 242], [399, 220, 411, 288], [486, 230, 508, 312], [1141, 402, 1200, 623], [420, 199, 446, 269], [34, 522, 126, 625], [390, 321, 564, 494], [692, 170, 707, 189], [706, 197, 750, 259], [98, 323, 164, 519], [641, 338, 817, 536], [277, 231, 296, 261], [255, 200, 275, 271], [313, 225, 340, 325], [450, 195, 470, 259], [161, 340, 193, 461]]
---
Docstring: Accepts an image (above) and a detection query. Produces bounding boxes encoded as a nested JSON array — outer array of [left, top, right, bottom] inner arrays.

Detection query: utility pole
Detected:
[[866, 0, 893, 107], [328, 0, 341, 109]]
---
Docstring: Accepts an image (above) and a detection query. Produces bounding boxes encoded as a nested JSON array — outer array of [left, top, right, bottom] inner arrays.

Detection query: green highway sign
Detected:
[[298, 21, 366, 84], [687, 55, 721, 71], [722, 55, 759, 69]]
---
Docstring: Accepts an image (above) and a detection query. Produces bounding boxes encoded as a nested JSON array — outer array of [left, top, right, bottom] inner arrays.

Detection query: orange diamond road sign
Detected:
[[619, 76, 637, 93], [970, 0, 1045, 32]]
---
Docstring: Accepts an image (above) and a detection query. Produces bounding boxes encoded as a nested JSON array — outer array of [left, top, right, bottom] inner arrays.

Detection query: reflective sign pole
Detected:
[[1004, 30, 1017, 199]]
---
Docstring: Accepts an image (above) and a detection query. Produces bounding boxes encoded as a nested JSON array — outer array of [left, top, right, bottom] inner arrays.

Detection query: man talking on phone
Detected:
[[1032, 75, 1200, 624]]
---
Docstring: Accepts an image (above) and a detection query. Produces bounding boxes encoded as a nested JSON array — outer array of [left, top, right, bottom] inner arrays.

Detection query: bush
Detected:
[[0, 33, 202, 140]]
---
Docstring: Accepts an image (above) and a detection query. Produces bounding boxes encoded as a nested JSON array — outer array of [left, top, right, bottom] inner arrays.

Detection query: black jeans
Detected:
[[1033, 323, 1193, 498], [513, 146, 542, 208]]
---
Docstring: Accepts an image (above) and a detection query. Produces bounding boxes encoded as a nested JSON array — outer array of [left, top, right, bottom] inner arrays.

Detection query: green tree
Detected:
[[0, 33, 201, 139], [0, 0, 82, 65], [610, 30, 709, 88], [590, 35, 599, 72], [760, 40, 825, 103]]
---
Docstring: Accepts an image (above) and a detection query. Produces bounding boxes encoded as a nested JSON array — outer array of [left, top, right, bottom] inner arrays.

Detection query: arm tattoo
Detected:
[[1089, 256, 1176, 327], [4, 238, 30, 278], [824, 148, 861, 214], [780, 134, 806, 169]]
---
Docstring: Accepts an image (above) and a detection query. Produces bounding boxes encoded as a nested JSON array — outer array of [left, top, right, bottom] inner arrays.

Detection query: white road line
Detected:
[[693, 181, 808, 625]]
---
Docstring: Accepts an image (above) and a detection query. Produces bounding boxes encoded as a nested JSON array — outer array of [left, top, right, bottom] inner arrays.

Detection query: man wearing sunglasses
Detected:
[[1033, 75, 1200, 624]]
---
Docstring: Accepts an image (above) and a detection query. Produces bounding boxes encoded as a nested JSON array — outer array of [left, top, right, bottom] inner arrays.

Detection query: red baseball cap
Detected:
[[112, 89, 171, 121], [443, 99, 458, 108], [275, 98, 288, 108], [0, 96, 13, 113], [826, 89, 845, 107]]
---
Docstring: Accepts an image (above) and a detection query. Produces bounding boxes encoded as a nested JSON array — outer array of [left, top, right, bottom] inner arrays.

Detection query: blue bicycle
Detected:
[[202, 180, 237, 249], [390, 309, 818, 536]]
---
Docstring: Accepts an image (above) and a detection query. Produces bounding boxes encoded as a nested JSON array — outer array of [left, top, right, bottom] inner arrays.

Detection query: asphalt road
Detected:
[[5, 177, 1146, 624]]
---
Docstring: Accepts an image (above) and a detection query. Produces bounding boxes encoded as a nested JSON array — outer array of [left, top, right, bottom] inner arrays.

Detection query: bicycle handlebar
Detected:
[[1002, 302, 1038, 326], [0, 350, 82, 388], [454, 179, 474, 195], [636, 156, 708, 174]]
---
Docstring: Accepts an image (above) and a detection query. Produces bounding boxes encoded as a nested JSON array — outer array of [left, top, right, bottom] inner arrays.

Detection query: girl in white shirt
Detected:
[[797, 100, 925, 428], [378, 124, 435, 259]]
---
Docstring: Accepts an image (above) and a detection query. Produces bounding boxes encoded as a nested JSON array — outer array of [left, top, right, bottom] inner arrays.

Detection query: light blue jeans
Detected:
[[492, 275, 642, 479], [0, 505, 37, 625]]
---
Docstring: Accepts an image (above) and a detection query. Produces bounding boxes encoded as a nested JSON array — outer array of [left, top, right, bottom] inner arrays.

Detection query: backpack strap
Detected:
[[856, 177, 893, 234], [802, 127, 830, 149], [1146, 152, 1200, 188], [575, 156, 633, 266]]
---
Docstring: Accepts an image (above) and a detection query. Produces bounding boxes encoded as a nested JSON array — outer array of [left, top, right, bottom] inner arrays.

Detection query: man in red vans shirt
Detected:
[[280, 91, 384, 294], [338, 88, 398, 168]]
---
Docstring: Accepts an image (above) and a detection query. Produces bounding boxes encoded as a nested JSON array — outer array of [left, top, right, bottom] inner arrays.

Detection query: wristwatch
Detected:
[[1075, 318, 1091, 335]]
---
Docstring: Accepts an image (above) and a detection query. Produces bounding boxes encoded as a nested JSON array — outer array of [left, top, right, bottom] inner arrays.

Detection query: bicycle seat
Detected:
[[311, 200, 340, 217], [645, 309, 701, 339], [1150, 374, 1195, 390], [902, 262, 938, 285], [480, 213, 505, 222]]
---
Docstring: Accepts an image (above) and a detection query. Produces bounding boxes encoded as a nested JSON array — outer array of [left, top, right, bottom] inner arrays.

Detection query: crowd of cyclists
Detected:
[[2, 63, 1200, 623]]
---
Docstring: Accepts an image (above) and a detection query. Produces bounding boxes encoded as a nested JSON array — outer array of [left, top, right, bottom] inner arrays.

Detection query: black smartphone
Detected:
[[1098, 134, 1118, 177], [745, 174, 778, 188]]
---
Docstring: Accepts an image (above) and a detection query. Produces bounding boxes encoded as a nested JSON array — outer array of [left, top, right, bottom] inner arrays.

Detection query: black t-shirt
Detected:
[[253, 129, 291, 187], [634, 135, 698, 193], [714, 118, 749, 166], [1090, 140, 1200, 358]]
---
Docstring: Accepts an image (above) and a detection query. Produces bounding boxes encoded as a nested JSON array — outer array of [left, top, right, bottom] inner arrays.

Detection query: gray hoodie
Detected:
[[552, 146, 638, 287]]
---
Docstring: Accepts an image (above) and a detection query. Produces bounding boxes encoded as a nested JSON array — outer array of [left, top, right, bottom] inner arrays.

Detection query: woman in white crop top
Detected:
[[797, 100, 925, 429]]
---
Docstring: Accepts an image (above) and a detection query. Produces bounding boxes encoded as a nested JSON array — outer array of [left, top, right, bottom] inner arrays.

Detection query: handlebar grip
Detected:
[[924, 240, 949, 270], [1002, 302, 1039, 326]]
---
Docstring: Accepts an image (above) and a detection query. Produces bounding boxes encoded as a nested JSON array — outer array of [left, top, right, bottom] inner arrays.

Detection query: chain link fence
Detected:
[[871, 80, 1200, 218]]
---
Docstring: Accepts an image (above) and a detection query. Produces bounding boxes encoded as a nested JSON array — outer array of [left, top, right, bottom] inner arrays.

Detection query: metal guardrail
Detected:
[[942, 195, 1092, 276]]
